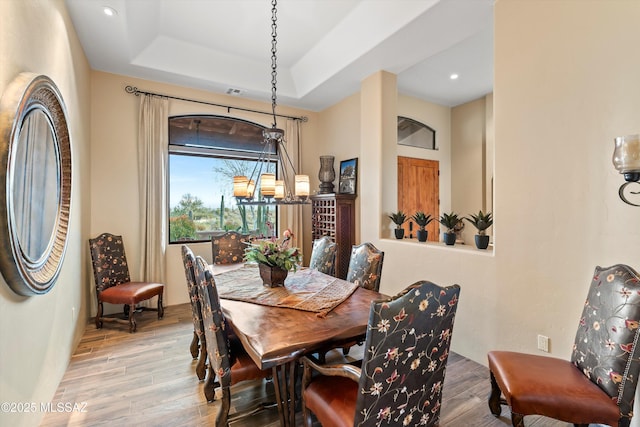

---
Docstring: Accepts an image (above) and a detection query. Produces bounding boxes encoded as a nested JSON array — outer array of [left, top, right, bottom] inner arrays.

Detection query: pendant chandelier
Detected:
[[233, 0, 309, 206]]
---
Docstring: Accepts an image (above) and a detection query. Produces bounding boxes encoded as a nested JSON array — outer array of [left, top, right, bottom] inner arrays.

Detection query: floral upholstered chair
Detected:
[[301, 280, 461, 427], [346, 242, 384, 292], [309, 236, 337, 276], [488, 264, 640, 427], [193, 256, 271, 419], [181, 245, 207, 380], [89, 233, 164, 333], [211, 231, 251, 265]]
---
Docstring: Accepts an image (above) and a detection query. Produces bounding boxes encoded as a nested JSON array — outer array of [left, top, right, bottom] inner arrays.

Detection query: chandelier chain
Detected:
[[270, 0, 278, 128], [232, 0, 310, 206]]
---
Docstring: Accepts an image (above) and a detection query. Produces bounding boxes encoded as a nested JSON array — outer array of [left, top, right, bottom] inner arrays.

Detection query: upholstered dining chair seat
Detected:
[[488, 351, 619, 425], [303, 374, 358, 427], [98, 282, 164, 305]]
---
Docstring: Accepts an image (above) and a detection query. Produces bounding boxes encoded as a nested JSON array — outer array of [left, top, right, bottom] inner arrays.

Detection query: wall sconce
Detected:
[[613, 134, 640, 206]]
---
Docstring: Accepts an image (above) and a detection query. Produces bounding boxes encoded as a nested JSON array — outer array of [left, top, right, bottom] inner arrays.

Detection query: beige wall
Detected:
[[313, 93, 361, 243], [452, 96, 492, 244], [0, 1, 92, 426]]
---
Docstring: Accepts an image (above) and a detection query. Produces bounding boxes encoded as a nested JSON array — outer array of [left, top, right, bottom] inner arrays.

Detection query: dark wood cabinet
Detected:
[[311, 193, 356, 279]]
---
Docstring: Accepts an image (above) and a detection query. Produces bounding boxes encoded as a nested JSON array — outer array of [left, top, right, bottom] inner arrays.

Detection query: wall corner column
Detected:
[[360, 71, 397, 243]]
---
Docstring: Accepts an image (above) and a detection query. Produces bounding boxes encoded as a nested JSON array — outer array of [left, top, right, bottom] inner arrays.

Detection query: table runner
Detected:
[[214, 265, 359, 317]]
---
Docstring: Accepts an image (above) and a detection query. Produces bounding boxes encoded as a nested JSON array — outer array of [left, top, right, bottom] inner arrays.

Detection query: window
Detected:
[[168, 115, 277, 243], [397, 116, 437, 150]]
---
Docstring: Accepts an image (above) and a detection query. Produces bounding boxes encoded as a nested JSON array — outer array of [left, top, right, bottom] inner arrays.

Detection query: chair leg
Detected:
[[196, 344, 207, 381], [204, 365, 216, 402], [301, 359, 314, 427], [488, 371, 503, 417], [190, 330, 200, 359], [157, 294, 164, 318], [95, 301, 103, 329], [511, 413, 525, 427], [215, 388, 231, 427], [128, 303, 136, 333]]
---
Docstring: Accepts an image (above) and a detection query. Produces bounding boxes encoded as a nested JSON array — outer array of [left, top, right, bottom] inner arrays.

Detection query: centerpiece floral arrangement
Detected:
[[244, 229, 302, 272]]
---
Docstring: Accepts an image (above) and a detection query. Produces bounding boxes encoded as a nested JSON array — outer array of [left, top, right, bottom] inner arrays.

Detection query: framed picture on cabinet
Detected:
[[338, 158, 358, 195]]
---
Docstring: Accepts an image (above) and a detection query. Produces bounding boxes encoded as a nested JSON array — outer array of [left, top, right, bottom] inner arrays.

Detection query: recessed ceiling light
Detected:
[[450, 73, 459, 80], [103, 6, 118, 17]]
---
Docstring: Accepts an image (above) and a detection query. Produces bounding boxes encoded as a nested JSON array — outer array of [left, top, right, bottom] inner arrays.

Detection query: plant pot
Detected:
[[475, 234, 490, 250], [443, 232, 456, 245], [258, 263, 288, 287], [394, 228, 405, 239], [416, 229, 428, 242]]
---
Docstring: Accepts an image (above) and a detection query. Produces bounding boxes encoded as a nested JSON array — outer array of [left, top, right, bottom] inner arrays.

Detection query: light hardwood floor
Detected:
[[41, 303, 572, 426]]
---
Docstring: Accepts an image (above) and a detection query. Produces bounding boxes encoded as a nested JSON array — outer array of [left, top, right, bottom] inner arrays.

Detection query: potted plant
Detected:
[[465, 210, 493, 249], [411, 211, 434, 242], [439, 212, 459, 245], [244, 229, 302, 287], [388, 211, 408, 239]]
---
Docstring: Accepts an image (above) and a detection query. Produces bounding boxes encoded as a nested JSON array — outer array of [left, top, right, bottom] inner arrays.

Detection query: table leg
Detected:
[[271, 361, 299, 427], [272, 365, 287, 426]]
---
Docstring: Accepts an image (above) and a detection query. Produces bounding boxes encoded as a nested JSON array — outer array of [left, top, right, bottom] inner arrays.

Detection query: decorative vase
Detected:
[[417, 229, 428, 242], [475, 234, 490, 249], [258, 263, 288, 287], [318, 155, 335, 194], [443, 232, 456, 245], [394, 228, 405, 239]]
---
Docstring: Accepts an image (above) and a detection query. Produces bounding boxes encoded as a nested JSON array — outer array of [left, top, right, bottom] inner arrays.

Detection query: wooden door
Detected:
[[397, 157, 439, 241]]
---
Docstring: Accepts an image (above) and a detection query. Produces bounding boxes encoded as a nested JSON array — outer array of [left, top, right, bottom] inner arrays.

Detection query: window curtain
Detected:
[[138, 94, 168, 287], [280, 118, 304, 248]]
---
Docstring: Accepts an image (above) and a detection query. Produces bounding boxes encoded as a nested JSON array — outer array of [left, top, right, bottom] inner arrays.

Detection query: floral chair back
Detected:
[[194, 255, 235, 412], [346, 242, 384, 292], [571, 264, 640, 420], [181, 245, 207, 379], [211, 231, 251, 265], [354, 280, 460, 426], [89, 233, 131, 293], [195, 255, 271, 422], [309, 236, 337, 276]]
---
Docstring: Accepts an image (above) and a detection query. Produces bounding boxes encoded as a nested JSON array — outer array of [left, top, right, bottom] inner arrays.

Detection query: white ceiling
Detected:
[[65, 0, 494, 112]]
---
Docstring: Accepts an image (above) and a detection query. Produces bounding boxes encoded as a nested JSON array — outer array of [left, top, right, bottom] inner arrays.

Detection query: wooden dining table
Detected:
[[211, 264, 387, 427]]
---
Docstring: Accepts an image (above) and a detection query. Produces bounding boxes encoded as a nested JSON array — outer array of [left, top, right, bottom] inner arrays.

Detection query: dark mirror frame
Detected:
[[0, 73, 72, 295]]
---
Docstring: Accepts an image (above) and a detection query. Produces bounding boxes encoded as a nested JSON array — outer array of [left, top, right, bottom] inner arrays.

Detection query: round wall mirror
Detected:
[[0, 73, 72, 295]]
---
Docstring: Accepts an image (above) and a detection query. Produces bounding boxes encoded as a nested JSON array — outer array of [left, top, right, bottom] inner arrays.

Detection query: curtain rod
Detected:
[[124, 85, 308, 122]]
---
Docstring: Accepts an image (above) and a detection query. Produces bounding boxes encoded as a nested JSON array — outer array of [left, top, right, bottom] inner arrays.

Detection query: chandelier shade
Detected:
[[232, 0, 309, 206]]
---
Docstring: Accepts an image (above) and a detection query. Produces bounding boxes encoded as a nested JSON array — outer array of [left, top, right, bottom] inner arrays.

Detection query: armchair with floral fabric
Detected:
[[300, 280, 461, 427]]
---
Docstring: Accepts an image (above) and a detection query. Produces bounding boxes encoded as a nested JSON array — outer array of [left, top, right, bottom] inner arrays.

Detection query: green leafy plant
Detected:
[[465, 210, 493, 235], [388, 211, 408, 229], [439, 212, 460, 233], [411, 211, 434, 230], [243, 229, 302, 272]]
